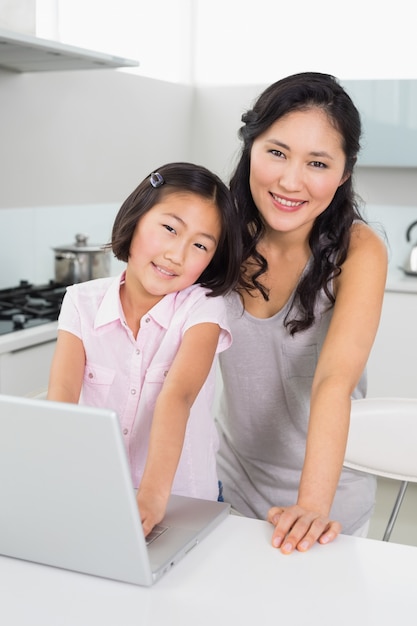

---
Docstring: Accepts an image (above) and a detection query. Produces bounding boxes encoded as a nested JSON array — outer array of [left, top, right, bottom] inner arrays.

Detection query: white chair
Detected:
[[344, 397, 417, 542]]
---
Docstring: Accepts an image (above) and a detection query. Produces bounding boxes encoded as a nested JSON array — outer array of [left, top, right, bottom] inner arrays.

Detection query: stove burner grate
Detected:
[[0, 280, 67, 335]]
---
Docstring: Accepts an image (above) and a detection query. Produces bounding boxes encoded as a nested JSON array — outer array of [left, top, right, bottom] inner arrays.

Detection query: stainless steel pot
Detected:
[[53, 233, 111, 285]]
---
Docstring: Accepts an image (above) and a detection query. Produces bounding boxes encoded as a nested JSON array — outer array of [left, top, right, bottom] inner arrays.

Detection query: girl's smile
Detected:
[[152, 262, 178, 277]]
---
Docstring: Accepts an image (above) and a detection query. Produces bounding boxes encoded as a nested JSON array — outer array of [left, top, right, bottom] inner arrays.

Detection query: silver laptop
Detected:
[[0, 394, 230, 586]]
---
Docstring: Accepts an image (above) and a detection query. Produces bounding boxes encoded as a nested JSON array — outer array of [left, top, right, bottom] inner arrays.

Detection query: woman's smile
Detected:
[[270, 193, 306, 211]]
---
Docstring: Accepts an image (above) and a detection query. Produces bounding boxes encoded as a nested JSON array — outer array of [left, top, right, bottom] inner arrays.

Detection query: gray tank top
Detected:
[[215, 290, 376, 534]]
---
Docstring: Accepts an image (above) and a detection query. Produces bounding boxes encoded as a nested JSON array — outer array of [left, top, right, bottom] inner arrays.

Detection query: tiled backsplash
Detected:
[[0, 203, 416, 290]]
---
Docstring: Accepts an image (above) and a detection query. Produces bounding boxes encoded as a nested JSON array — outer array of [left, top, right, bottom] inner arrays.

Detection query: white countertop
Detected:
[[0, 321, 57, 355], [0, 514, 416, 625]]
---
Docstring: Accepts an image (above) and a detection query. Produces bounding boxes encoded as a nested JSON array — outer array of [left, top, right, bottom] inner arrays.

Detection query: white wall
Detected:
[[0, 0, 36, 34], [0, 69, 193, 288], [38, 0, 194, 85], [34, 0, 417, 84], [192, 0, 417, 84], [0, 70, 193, 208]]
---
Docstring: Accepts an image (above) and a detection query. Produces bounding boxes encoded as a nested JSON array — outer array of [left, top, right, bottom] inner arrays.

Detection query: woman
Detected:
[[215, 72, 388, 553]]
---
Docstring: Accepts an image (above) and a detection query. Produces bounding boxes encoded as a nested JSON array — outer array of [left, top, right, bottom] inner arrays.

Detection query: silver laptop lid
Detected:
[[0, 394, 230, 586], [0, 394, 154, 585]]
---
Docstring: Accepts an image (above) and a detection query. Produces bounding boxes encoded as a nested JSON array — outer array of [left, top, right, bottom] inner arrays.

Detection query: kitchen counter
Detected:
[[0, 515, 416, 625], [0, 321, 57, 356]]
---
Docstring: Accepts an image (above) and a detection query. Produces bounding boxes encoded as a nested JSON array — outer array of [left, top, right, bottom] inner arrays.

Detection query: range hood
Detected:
[[0, 28, 139, 72]]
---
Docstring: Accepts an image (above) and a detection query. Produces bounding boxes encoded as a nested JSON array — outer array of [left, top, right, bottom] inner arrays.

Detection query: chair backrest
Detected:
[[344, 397, 417, 482]]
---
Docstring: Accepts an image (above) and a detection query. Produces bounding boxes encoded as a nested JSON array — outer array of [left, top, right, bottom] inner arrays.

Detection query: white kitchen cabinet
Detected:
[[0, 322, 57, 399], [367, 290, 417, 398], [342, 80, 417, 167], [0, 339, 56, 397]]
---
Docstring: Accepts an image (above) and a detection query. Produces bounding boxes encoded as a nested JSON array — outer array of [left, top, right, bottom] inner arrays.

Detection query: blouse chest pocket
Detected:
[[143, 364, 170, 411], [282, 343, 318, 379], [83, 362, 116, 404]]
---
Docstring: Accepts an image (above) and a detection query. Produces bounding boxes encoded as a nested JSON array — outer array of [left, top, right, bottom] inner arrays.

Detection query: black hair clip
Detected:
[[150, 172, 165, 188]]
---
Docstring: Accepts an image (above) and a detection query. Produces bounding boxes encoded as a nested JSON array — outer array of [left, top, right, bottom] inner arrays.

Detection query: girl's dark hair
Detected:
[[110, 162, 242, 297], [231, 71, 366, 334]]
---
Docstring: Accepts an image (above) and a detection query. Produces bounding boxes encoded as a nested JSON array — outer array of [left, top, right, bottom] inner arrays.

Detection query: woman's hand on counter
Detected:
[[267, 504, 342, 554]]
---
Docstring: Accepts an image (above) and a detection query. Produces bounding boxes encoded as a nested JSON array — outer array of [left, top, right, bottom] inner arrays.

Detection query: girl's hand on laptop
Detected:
[[267, 505, 342, 554], [136, 488, 167, 537]]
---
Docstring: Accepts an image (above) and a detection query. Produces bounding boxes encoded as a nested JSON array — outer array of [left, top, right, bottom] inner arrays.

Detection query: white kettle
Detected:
[[403, 220, 417, 276]]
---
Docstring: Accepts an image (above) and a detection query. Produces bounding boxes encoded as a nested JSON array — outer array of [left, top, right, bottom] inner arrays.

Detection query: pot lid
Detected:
[[53, 233, 109, 253]]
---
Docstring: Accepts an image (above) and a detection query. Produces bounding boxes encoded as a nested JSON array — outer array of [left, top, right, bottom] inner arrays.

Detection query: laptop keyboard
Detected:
[[145, 524, 168, 546]]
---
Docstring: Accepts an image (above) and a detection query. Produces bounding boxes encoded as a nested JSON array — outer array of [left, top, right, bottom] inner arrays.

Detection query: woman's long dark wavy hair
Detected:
[[231, 72, 366, 334]]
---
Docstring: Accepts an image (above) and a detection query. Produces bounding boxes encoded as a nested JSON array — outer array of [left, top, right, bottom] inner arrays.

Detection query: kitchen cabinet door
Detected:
[[0, 340, 56, 397], [342, 80, 417, 167], [366, 291, 417, 398]]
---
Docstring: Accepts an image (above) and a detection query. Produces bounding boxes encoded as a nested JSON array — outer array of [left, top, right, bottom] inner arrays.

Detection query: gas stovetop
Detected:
[[0, 280, 67, 336]]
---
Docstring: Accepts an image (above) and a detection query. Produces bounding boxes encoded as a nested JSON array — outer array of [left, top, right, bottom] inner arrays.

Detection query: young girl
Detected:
[[47, 162, 241, 537]]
